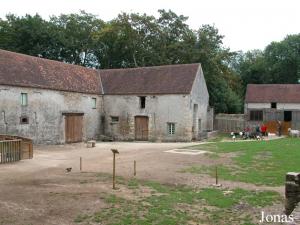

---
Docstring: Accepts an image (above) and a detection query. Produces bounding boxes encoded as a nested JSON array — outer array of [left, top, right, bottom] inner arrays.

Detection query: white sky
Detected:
[[0, 0, 299, 52]]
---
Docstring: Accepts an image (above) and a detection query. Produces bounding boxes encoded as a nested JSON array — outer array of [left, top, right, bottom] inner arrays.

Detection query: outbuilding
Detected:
[[0, 49, 212, 143], [245, 84, 300, 134]]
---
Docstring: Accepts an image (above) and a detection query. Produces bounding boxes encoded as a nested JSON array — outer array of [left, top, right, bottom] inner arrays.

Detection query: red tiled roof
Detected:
[[100, 63, 200, 95], [0, 49, 102, 94], [245, 84, 300, 103], [0, 49, 200, 95]]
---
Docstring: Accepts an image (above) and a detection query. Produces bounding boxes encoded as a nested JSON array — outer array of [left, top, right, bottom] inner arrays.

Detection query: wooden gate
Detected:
[[65, 114, 83, 143], [265, 120, 291, 135], [135, 116, 149, 141], [0, 139, 22, 164]]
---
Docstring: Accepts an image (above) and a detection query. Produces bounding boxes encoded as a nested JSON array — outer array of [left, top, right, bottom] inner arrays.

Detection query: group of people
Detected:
[[243, 123, 268, 139], [232, 121, 285, 140]]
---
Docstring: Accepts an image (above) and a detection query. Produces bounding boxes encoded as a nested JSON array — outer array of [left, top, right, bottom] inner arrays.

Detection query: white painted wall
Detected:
[[246, 102, 300, 111], [245, 103, 271, 109]]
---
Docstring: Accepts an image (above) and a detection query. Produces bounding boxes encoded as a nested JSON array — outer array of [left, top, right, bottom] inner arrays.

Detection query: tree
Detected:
[[193, 25, 243, 113], [0, 14, 60, 58], [233, 34, 300, 97], [264, 34, 300, 83], [50, 11, 104, 67]]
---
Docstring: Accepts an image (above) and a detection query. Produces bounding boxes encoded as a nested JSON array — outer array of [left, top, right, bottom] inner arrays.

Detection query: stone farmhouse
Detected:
[[245, 84, 300, 134], [0, 49, 212, 144]]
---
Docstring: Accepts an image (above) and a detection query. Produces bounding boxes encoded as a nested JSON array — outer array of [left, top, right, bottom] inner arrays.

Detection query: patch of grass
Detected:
[[128, 178, 139, 189], [77, 178, 281, 225], [74, 214, 90, 223], [207, 132, 230, 142], [187, 138, 300, 186], [198, 188, 281, 208], [104, 194, 126, 204]]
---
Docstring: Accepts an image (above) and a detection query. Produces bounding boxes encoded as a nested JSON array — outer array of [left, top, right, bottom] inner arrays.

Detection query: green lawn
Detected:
[[73, 138, 295, 224], [185, 137, 300, 186], [74, 177, 281, 225]]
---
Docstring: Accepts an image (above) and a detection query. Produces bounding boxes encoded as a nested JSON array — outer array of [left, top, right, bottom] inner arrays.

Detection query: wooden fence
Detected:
[[0, 139, 22, 164], [0, 135, 33, 164], [214, 114, 246, 132]]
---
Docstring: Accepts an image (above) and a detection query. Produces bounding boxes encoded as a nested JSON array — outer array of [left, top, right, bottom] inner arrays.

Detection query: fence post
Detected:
[[111, 149, 119, 190], [80, 157, 82, 171], [134, 160, 136, 176]]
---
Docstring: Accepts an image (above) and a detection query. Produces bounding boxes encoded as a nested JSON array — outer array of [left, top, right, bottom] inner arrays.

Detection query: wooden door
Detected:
[[65, 115, 83, 143], [135, 116, 149, 141]]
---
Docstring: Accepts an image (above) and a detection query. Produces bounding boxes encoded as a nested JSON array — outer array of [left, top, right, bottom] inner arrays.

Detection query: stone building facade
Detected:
[[0, 85, 102, 144], [0, 49, 211, 144]]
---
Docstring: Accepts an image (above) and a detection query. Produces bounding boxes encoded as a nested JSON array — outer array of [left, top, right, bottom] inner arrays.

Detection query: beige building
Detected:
[[0, 49, 212, 143]]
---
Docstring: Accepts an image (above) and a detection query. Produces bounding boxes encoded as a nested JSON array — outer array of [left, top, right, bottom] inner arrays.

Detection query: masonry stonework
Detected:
[[102, 68, 209, 141], [0, 50, 212, 144], [285, 172, 300, 215], [0, 85, 102, 144]]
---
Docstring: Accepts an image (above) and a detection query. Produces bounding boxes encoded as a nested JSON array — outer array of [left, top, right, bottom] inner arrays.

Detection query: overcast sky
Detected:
[[1, 0, 299, 52]]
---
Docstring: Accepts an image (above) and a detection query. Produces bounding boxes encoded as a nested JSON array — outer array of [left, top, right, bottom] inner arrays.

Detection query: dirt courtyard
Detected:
[[0, 141, 285, 225]]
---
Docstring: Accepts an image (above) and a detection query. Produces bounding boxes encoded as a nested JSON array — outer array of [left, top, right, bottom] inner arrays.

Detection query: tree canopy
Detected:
[[0, 11, 299, 113]]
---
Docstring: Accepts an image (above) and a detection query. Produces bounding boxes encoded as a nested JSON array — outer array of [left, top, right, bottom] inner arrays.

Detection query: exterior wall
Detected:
[[245, 103, 271, 110], [0, 67, 210, 143], [246, 103, 300, 110], [245, 102, 300, 130], [102, 68, 210, 142], [190, 66, 210, 138], [103, 94, 193, 141], [0, 85, 102, 144]]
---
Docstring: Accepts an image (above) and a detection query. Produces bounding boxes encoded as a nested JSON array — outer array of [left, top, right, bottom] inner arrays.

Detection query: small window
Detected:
[[21, 93, 28, 106], [92, 98, 97, 109], [111, 116, 119, 123], [250, 110, 263, 121], [167, 123, 175, 135], [271, 102, 277, 109], [20, 116, 29, 124], [139, 96, 146, 109]]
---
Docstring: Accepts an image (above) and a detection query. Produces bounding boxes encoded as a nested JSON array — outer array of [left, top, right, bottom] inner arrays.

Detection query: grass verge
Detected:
[[185, 138, 300, 186]]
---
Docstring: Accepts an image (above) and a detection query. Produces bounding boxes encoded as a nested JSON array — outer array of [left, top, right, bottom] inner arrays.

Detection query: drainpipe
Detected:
[[2, 111, 8, 133]]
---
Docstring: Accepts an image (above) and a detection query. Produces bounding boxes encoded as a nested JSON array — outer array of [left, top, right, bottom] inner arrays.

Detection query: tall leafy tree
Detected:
[[0, 14, 60, 58], [50, 11, 104, 67], [264, 34, 300, 83], [193, 25, 242, 113]]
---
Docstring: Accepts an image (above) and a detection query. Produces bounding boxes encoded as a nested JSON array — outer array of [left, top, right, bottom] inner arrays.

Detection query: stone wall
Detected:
[[0, 68, 210, 143], [0, 85, 103, 144], [102, 69, 210, 141], [285, 172, 300, 215], [103, 94, 193, 141], [190, 66, 210, 137]]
